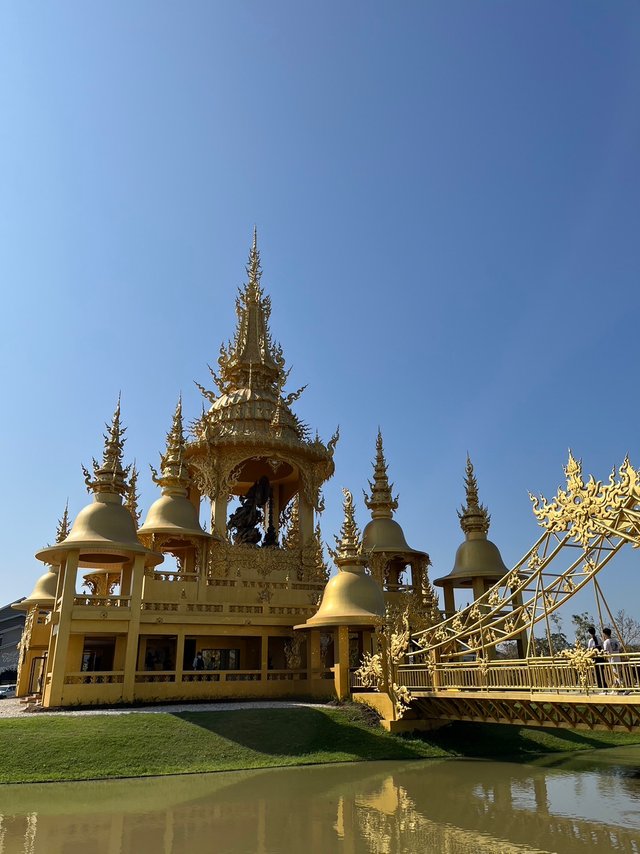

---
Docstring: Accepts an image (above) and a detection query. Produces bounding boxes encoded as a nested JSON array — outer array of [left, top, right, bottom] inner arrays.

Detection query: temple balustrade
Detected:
[[64, 672, 125, 685], [72, 595, 132, 608]]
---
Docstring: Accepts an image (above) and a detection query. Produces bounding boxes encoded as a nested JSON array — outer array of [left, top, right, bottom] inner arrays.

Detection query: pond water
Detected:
[[1, 748, 640, 854]]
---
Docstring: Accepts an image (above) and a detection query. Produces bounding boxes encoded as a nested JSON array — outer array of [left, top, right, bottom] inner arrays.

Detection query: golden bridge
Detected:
[[354, 453, 640, 733]]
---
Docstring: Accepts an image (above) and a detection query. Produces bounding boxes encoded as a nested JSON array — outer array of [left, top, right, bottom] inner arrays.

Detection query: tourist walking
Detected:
[[587, 626, 606, 690]]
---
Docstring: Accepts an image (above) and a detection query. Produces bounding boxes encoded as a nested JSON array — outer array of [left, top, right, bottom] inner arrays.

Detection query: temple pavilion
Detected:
[[14, 233, 441, 708]]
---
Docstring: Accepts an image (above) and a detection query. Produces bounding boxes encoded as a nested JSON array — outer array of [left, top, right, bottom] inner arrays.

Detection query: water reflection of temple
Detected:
[[2, 755, 640, 854], [14, 232, 437, 709]]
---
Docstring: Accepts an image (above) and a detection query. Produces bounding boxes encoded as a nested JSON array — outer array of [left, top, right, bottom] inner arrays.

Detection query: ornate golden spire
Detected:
[[458, 455, 490, 536], [270, 377, 286, 436], [150, 397, 191, 496], [331, 488, 364, 567], [215, 229, 286, 394], [82, 396, 130, 497], [364, 429, 398, 519], [126, 463, 141, 525], [282, 494, 300, 550], [312, 523, 329, 582], [55, 501, 71, 543]]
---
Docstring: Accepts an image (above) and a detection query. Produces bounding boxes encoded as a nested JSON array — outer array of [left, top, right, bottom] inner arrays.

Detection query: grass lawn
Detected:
[[1, 705, 640, 784], [0, 705, 442, 783]]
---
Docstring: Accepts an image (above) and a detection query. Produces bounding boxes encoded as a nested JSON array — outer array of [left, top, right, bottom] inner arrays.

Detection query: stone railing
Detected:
[[64, 672, 125, 685], [267, 669, 307, 681], [186, 603, 223, 613], [141, 602, 179, 612], [135, 672, 177, 683], [145, 571, 199, 583], [72, 596, 131, 608]]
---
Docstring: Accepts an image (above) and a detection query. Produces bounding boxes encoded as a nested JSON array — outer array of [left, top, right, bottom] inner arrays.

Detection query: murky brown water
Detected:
[[1, 749, 640, 854]]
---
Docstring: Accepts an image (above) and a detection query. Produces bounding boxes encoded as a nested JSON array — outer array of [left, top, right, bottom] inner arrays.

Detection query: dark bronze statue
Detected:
[[227, 476, 273, 546]]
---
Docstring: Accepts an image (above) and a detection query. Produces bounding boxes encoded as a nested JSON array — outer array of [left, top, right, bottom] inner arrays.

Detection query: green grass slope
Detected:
[[2, 705, 640, 784]]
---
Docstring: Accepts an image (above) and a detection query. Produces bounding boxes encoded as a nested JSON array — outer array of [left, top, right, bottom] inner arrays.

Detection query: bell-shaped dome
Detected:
[[139, 494, 208, 539], [13, 570, 58, 610], [297, 488, 385, 629], [434, 457, 508, 589], [37, 493, 159, 567], [361, 430, 427, 558], [434, 534, 508, 588], [303, 565, 385, 628], [37, 401, 161, 568], [139, 397, 211, 541], [362, 517, 415, 553]]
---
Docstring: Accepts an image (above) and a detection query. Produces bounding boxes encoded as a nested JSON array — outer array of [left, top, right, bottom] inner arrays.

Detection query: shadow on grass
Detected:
[[422, 722, 640, 760], [173, 707, 428, 760]]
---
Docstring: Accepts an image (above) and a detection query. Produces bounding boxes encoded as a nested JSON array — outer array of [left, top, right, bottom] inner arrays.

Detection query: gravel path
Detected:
[[0, 698, 327, 719]]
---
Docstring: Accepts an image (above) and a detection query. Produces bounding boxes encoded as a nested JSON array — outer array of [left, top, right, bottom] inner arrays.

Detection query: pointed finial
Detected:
[[211, 233, 289, 400], [364, 429, 398, 519], [332, 488, 364, 566], [150, 396, 191, 496], [55, 501, 71, 543], [81, 397, 130, 497], [457, 455, 490, 536], [246, 226, 262, 291]]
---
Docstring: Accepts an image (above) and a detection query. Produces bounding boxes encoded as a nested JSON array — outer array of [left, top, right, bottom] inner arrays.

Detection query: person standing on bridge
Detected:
[[603, 627, 622, 690], [587, 626, 606, 690]]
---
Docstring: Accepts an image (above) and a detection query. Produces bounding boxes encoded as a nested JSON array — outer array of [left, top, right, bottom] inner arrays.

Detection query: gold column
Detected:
[[137, 636, 148, 671], [299, 493, 314, 545], [442, 584, 456, 619], [261, 631, 269, 682], [333, 625, 351, 700], [212, 494, 228, 538], [44, 551, 79, 707], [175, 631, 185, 689], [122, 554, 145, 702], [308, 629, 322, 680]]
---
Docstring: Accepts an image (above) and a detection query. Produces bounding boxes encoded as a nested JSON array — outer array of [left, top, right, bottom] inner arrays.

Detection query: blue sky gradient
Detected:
[[1, 3, 639, 625]]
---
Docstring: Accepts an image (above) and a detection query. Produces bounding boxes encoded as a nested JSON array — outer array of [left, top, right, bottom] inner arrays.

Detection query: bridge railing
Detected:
[[396, 653, 640, 694]]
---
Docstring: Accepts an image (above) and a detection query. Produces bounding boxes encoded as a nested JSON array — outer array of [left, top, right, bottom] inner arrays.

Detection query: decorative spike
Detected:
[[282, 494, 300, 550], [55, 501, 71, 543], [363, 429, 399, 519], [212, 229, 287, 394], [246, 225, 262, 296], [312, 523, 329, 583], [270, 380, 286, 435], [153, 397, 191, 496], [332, 488, 363, 565], [457, 455, 490, 536], [126, 463, 141, 526], [82, 397, 130, 496], [327, 426, 340, 455]]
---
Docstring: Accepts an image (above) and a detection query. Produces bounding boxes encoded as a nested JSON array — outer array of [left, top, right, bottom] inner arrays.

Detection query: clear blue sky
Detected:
[[1, 3, 639, 627]]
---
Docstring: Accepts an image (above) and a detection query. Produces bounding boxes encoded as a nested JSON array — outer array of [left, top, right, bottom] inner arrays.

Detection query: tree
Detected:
[[613, 610, 640, 650], [533, 613, 570, 656], [571, 611, 596, 646]]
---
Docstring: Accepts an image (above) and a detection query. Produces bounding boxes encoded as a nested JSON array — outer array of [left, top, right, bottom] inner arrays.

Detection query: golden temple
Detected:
[[17, 233, 640, 733], [14, 232, 439, 710]]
